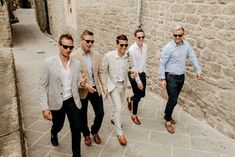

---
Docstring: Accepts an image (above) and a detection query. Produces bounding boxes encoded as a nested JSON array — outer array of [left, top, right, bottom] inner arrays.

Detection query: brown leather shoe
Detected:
[[165, 121, 174, 134], [118, 135, 127, 145], [93, 134, 101, 144], [131, 115, 141, 125], [84, 136, 91, 146], [127, 97, 132, 111], [170, 119, 176, 125]]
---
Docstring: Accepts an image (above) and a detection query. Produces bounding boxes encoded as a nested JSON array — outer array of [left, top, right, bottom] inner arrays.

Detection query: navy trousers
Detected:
[[164, 73, 185, 121], [51, 97, 81, 157]]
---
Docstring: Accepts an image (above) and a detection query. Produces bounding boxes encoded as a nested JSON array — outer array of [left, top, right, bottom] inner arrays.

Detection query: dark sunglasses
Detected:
[[137, 36, 145, 39], [60, 44, 74, 50], [120, 44, 128, 47], [173, 34, 183, 37], [84, 39, 95, 44]]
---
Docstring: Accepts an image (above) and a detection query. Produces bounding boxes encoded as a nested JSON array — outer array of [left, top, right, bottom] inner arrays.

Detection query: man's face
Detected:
[[117, 40, 128, 55], [173, 29, 184, 45], [81, 35, 94, 53], [59, 38, 74, 57], [135, 32, 145, 45]]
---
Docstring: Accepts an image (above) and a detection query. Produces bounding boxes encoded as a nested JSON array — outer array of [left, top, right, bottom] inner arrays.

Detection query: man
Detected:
[[127, 28, 147, 125], [102, 34, 136, 145], [39, 34, 84, 157], [159, 25, 202, 134], [71, 30, 106, 146]]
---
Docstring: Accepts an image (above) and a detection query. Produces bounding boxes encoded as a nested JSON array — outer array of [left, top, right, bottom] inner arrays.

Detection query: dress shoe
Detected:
[[118, 135, 127, 145], [93, 134, 101, 144], [51, 134, 59, 146], [170, 119, 176, 125], [126, 97, 132, 111], [84, 136, 91, 146], [165, 121, 174, 134], [131, 115, 141, 125]]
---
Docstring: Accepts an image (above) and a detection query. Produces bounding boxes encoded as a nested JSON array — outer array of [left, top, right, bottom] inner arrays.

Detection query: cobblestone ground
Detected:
[[12, 9, 235, 157]]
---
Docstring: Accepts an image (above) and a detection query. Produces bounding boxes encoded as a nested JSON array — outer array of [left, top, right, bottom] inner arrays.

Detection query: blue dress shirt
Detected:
[[159, 40, 201, 80]]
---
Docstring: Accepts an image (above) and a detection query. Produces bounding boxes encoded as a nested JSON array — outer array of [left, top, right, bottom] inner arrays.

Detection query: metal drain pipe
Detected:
[[137, 0, 142, 28]]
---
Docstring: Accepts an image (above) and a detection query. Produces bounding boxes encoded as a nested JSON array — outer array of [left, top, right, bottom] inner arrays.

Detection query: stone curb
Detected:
[[0, 48, 26, 157]]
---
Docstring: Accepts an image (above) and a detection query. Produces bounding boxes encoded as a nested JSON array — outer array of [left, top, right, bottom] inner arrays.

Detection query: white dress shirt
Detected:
[[58, 55, 72, 100], [115, 51, 126, 82], [82, 51, 95, 86], [128, 42, 147, 73]]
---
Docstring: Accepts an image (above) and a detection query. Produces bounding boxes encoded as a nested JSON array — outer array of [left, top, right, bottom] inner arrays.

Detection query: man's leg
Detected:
[[89, 92, 104, 135], [65, 98, 81, 157], [110, 85, 124, 136], [51, 106, 66, 139], [80, 97, 90, 136], [164, 76, 178, 121]]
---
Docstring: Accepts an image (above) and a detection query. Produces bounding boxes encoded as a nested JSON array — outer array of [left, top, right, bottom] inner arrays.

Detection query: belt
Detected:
[[117, 80, 124, 83], [165, 72, 184, 77], [138, 72, 145, 76]]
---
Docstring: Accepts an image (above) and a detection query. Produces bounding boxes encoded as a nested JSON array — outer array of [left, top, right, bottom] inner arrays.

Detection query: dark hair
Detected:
[[59, 34, 73, 44], [80, 30, 94, 39], [116, 34, 128, 44], [134, 28, 144, 36]]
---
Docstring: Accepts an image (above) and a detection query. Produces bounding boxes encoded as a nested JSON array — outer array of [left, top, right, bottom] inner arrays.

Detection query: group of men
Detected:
[[39, 25, 201, 157]]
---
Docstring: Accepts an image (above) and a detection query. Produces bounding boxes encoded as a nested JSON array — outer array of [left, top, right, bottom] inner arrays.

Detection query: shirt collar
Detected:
[[57, 54, 71, 67], [115, 50, 128, 59]]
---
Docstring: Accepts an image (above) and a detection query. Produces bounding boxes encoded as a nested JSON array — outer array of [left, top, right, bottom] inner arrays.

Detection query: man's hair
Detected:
[[58, 34, 73, 44], [80, 30, 94, 39], [116, 34, 128, 44], [134, 28, 144, 36], [173, 25, 185, 34]]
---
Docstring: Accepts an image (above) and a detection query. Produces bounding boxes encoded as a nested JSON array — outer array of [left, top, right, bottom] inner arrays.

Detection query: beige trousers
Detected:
[[110, 83, 125, 135]]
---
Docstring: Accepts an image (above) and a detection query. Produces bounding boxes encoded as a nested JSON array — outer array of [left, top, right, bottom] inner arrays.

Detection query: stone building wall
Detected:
[[0, 2, 12, 47], [35, 0, 235, 139]]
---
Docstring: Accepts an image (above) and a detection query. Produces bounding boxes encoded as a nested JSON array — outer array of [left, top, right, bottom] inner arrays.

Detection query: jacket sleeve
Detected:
[[39, 61, 49, 111]]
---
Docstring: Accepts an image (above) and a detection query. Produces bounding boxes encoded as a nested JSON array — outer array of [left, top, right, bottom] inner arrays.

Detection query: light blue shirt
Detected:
[[82, 52, 95, 86], [159, 40, 201, 79]]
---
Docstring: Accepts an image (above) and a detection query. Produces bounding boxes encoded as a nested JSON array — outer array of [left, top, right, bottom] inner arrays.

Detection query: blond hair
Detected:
[[172, 25, 185, 34]]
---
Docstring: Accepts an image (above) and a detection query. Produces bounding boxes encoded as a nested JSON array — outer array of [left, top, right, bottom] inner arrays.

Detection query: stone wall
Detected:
[[35, 0, 235, 139], [0, 2, 12, 47]]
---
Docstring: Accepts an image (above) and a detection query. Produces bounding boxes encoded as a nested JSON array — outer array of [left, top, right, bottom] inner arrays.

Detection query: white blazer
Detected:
[[39, 55, 82, 111]]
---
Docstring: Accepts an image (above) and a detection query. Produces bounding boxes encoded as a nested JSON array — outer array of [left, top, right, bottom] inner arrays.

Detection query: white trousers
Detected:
[[110, 83, 125, 135]]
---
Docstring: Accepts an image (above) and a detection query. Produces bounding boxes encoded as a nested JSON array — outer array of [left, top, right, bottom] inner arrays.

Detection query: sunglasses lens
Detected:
[[120, 44, 128, 47], [174, 34, 182, 37], [62, 45, 74, 50], [85, 40, 94, 44], [138, 36, 144, 39]]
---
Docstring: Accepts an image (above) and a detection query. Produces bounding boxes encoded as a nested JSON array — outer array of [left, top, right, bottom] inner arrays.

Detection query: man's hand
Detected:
[[86, 84, 97, 93], [196, 74, 202, 80], [160, 80, 167, 88], [104, 89, 109, 99], [42, 109, 52, 121], [80, 73, 88, 87], [129, 69, 137, 78], [137, 82, 144, 90]]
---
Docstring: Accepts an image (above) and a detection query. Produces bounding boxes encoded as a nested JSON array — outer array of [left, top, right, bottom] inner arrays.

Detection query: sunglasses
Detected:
[[120, 44, 128, 47], [173, 34, 183, 37], [84, 39, 95, 44], [137, 36, 145, 39], [60, 44, 74, 50]]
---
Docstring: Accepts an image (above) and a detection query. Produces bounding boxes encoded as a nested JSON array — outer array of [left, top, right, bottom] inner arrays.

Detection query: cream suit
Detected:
[[70, 47, 106, 98], [39, 55, 82, 111], [102, 50, 134, 135]]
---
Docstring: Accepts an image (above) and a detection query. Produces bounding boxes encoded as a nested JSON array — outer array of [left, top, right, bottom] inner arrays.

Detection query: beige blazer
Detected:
[[71, 47, 106, 99], [102, 50, 134, 93], [39, 55, 82, 111]]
